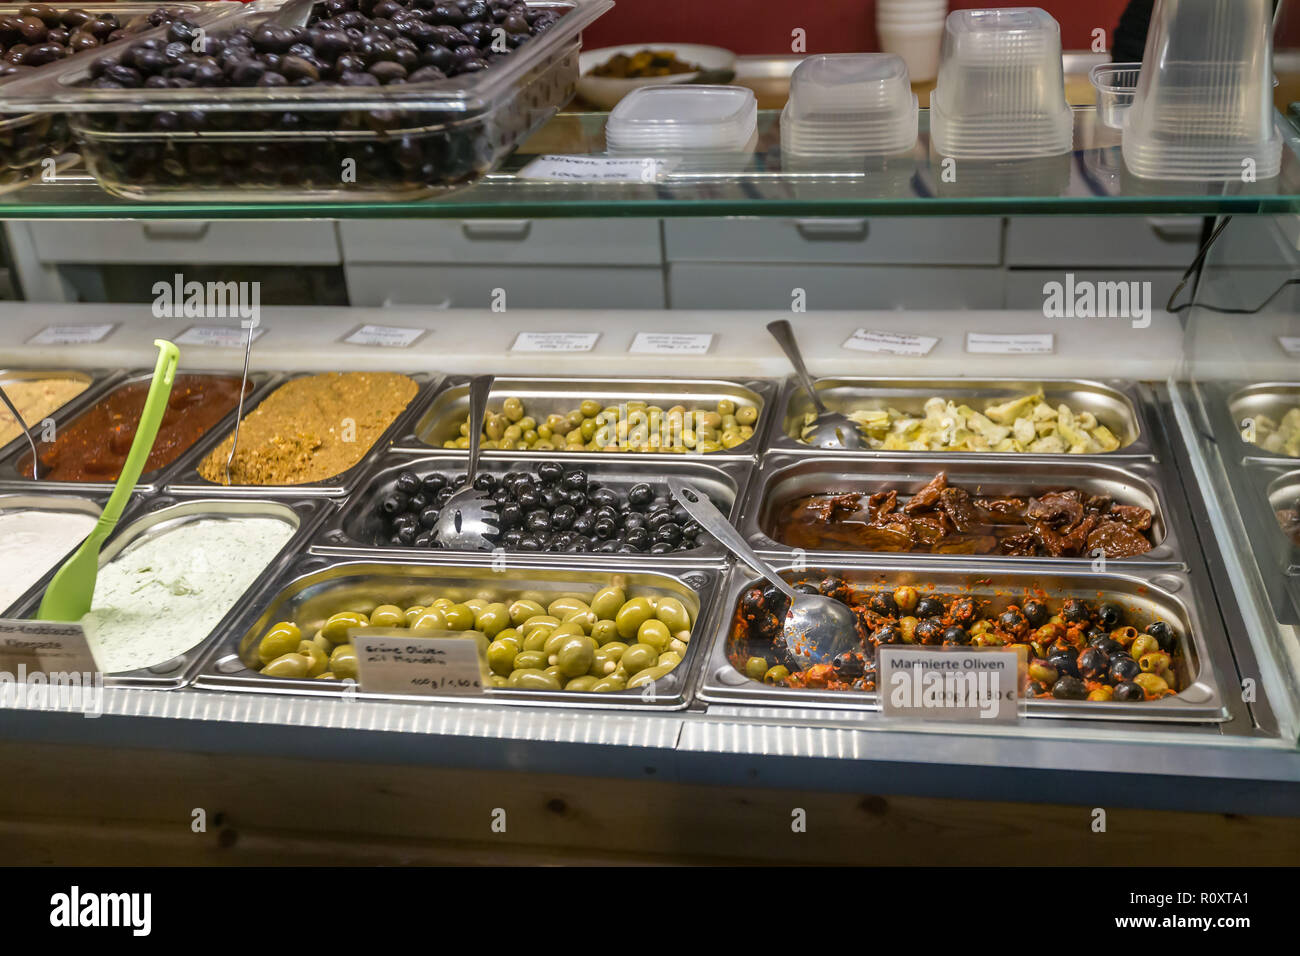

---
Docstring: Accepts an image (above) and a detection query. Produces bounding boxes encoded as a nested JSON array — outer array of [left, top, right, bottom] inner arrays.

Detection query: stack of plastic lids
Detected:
[[781, 54, 919, 157], [1122, 0, 1281, 182], [930, 7, 1073, 159], [605, 85, 758, 153]]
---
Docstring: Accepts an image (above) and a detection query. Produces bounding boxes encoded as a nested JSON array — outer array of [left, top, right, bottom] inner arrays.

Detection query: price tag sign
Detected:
[[519, 155, 674, 183], [175, 325, 266, 348], [27, 324, 116, 346], [966, 332, 1055, 355], [341, 324, 429, 348], [629, 332, 713, 355], [0, 619, 98, 676], [1278, 336, 1300, 356], [352, 628, 487, 697], [877, 647, 1021, 723], [842, 329, 938, 356], [511, 331, 600, 353]]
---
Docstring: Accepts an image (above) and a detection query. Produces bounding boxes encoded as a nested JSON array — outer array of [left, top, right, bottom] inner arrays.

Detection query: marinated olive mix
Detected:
[[375, 464, 712, 554], [75, 0, 567, 194], [254, 584, 693, 693], [731, 578, 1181, 702], [444, 396, 759, 453]]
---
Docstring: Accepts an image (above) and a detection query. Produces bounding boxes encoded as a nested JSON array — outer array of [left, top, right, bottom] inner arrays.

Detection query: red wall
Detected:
[[584, 1, 1133, 56]]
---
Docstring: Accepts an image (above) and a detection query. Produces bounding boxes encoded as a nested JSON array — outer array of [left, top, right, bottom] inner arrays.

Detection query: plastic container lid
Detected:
[[606, 85, 758, 151], [1121, 0, 1281, 181], [930, 6, 1073, 158]]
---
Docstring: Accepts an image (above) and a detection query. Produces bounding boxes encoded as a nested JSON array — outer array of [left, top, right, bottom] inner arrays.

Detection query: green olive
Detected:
[[513, 649, 549, 671], [508, 668, 562, 690], [321, 611, 367, 645], [296, 641, 330, 678], [590, 642, 628, 677], [736, 405, 758, 426], [328, 644, 359, 680], [508, 599, 547, 626], [490, 675, 509, 688], [403, 605, 426, 627], [716, 399, 736, 417], [580, 399, 602, 417], [590, 619, 620, 645], [502, 397, 524, 422], [655, 597, 691, 633], [590, 675, 627, 693], [409, 608, 448, 633], [667, 636, 689, 655], [473, 602, 511, 638], [544, 664, 567, 684], [745, 656, 769, 680], [307, 632, 332, 656], [763, 665, 790, 684], [547, 597, 590, 619], [621, 643, 659, 676], [442, 603, 476, 631], [522, 626, 554, 652], [627, 663, 673, 689], [636, 619, 671, 651], [561, 608, 597, 633], [656, 651, 683, 670], [565, 675, 598, 692], [553, 635, 596, 678], [615, 597, 655, 640], [487, 639, 519, 677], [520, 614, 560, 630], [590, 586, 626, 621], [543, 621, 586, 656], [257, 621, 302, 665], [262, 652, 311, 679], [369, 604, 404, 628]]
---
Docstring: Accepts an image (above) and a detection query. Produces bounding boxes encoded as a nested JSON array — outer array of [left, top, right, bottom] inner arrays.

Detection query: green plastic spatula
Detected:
[[37, 339, 179, 622]]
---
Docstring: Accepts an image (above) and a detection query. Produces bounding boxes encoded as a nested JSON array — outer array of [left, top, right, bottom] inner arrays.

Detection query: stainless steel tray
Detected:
[[766, 377, 1157, 460], [741, 454, 1184, 567], [0, 368, 275, 495], [194, 557, 724, 711], [393, 376, 777, 461], [1224, 382, 1300, 464], [0, 491, 106, 616], [698, 562, 1230, 723], [0, 367, 122, 462], [166, 372, 441, 498], [310, 452, 752, 567], [6, 493, 329, 689]]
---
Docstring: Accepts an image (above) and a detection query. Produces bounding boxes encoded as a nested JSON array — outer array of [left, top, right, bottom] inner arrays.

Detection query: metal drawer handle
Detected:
[[1145, 218, 1201, 243], [382, 296, 452, 310], [794, 218, 870, 241], [141, 222, 211, 241], [461, 220, 532, 240]]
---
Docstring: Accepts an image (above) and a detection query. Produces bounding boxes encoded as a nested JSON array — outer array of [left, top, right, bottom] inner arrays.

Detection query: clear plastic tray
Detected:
[[0, 2, 242, 196], [4, 0, 611, 201], [605, 84, 757, 151], [781, 53, 917, 156]]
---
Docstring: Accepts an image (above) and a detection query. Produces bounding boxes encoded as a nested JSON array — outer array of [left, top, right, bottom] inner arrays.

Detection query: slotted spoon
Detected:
[[433, 375, 499, 551]]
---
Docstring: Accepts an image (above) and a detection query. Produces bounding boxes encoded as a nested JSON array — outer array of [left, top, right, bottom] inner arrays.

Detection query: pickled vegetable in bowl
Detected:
[[1246, 407, 1300, 457], [590, 49, 701, 78]]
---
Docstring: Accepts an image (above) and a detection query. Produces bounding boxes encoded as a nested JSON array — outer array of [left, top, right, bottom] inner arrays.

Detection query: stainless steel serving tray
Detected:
[[393, 376, 777, 461], [0, 369, 275, 495], [698, 562, 1230, 723], [1224, 382, 1300, 463], [741, 454, 1185, 568], [166, 372, 441, 498], [0, 491, 106, 616], [310, 452, 752, 567], [7, 494, 329, 689], [0, 367, 122, 462], [767, 377, 1157, 460], [194, 557, 723, 711]]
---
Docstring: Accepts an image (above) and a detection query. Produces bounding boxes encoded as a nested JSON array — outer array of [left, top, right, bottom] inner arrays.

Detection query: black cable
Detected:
[[1163, 213, 1300, 315]]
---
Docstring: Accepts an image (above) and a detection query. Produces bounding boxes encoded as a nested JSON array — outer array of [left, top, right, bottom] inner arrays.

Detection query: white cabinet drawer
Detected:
[[339, 219, 662, 265], [1004, 269, 1184, 311], [1006, 217, 1204, 267], [345, 264, 665, 309], [668, 264, 1004, 310], [28, 221, 341, 265], [663, 217, 1002, 265]]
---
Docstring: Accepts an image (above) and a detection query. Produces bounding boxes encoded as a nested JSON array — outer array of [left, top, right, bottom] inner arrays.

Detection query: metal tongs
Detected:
[[0, 384, 41, 480], [224, 320, 257, 486]]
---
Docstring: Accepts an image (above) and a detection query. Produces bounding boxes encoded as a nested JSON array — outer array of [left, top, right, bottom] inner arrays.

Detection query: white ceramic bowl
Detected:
[[578, 43, 737, 110]]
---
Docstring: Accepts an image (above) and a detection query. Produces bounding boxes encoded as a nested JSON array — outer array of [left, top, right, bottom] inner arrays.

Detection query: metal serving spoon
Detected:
[[0, 383, 40, 479], [433, 375, 499, 551], [766, 319, 868, 450], [666, 478, 859, 670]]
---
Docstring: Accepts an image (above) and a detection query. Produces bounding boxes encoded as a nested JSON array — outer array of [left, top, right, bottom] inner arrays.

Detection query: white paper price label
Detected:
[[1278, 336, 1300, 356], [511, 331, 600, 353], [27, 324, 116, 346], [175, 325, 266, 348], [842, 329, 938, 356], [966, 332, 1055, 355], [352, 628, 486, 697], [0, 619, 99, 676], [629, 332, 713, 355], [519, 154, 673, 183], [877, 647, 1021, 723], [341, 324, 429, 348]]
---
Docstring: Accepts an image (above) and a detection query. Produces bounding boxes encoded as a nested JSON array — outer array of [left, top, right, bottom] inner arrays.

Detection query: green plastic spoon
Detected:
[[37, 339, 179, 622]]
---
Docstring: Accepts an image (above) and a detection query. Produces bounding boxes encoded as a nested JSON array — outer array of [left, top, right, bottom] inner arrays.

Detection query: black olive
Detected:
[[524, 509, 550, 534], [833, 653, 864, 678], [1047, 650, 1080, 679], [915, 596, 946, 619], [418, 506, 441, 529], [550, 504, 575, 530], [540, 487, 563, 510], [501, 529, 523, 548], [536, 461, 563, 483], [654, 523, 682, 545], [495, 502, 520, 529], [948, 597, 978, 626], [627, 482, 653, 507], [648, 541, 674, 554], [1146, 620, 1175, 651], [867, 592, 898, 617], [914, 620, 944, 645], [1109, 656, 1140, 682], [407, 492, 428, 513], [1112, 681, 1145, 701], [625, 528, 650, 550], [1077, 647, 1109, 679], [1022, 599, 1049, 627], [393, 471, 422, 495], [1086, 625, 1107, 644], [590, 487, 621, 509], [421, 472, 448, 494], [471, 472, 496, 492], [1051, 676, 1088, 700], [1061, 598, 1093, 624], [413, 532, 433, 548], [1026, 680, 1049, 697], [794, 582, 819, 595], [1097, 602, 1124, 629], [622, 513, 645, 533], [516, 489, 540, 511], [872, 624, 902, 645], [942, 626, 970, 645], [562, 470, 588, 492], [1095, 637, 1123, 656], [646, 509, 673, 531], [998, 608, 1029, 636], [517, 535, 542, 551], [593, 518, 616, 540], [395, 526, 416, 546], [380, 492, 408, 515]]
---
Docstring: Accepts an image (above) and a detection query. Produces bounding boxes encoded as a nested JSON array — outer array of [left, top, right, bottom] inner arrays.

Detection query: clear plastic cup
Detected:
[[930, 7, 1073, 158], [1090, 62, 1140, 131], [606, 85, 757, 152], [781, 54, 918, 156], [1121, 0, 1281, 181]]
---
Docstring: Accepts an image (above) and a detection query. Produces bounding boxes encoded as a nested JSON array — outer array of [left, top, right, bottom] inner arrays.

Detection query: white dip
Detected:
[[81, 515, 294, 674], [0, 509, 98, 612]]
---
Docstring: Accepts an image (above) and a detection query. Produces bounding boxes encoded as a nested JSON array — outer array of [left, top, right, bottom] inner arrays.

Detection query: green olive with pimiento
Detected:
[[257, 621, 302, 665]]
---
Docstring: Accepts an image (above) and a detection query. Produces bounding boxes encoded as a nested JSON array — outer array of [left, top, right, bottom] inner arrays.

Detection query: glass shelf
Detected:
[[2, 107, 1299, 220]]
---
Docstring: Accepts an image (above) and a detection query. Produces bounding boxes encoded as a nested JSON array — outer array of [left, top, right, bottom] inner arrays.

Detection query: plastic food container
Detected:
[[1122, 0, 1281, 182], [605, 84, 757, 153], [0, 2, 242, 196], [1090, 62, 1139, 131], [5, 0, 611, 201], [929, 6, 1073, 159], [781, 53, 918, 157]]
